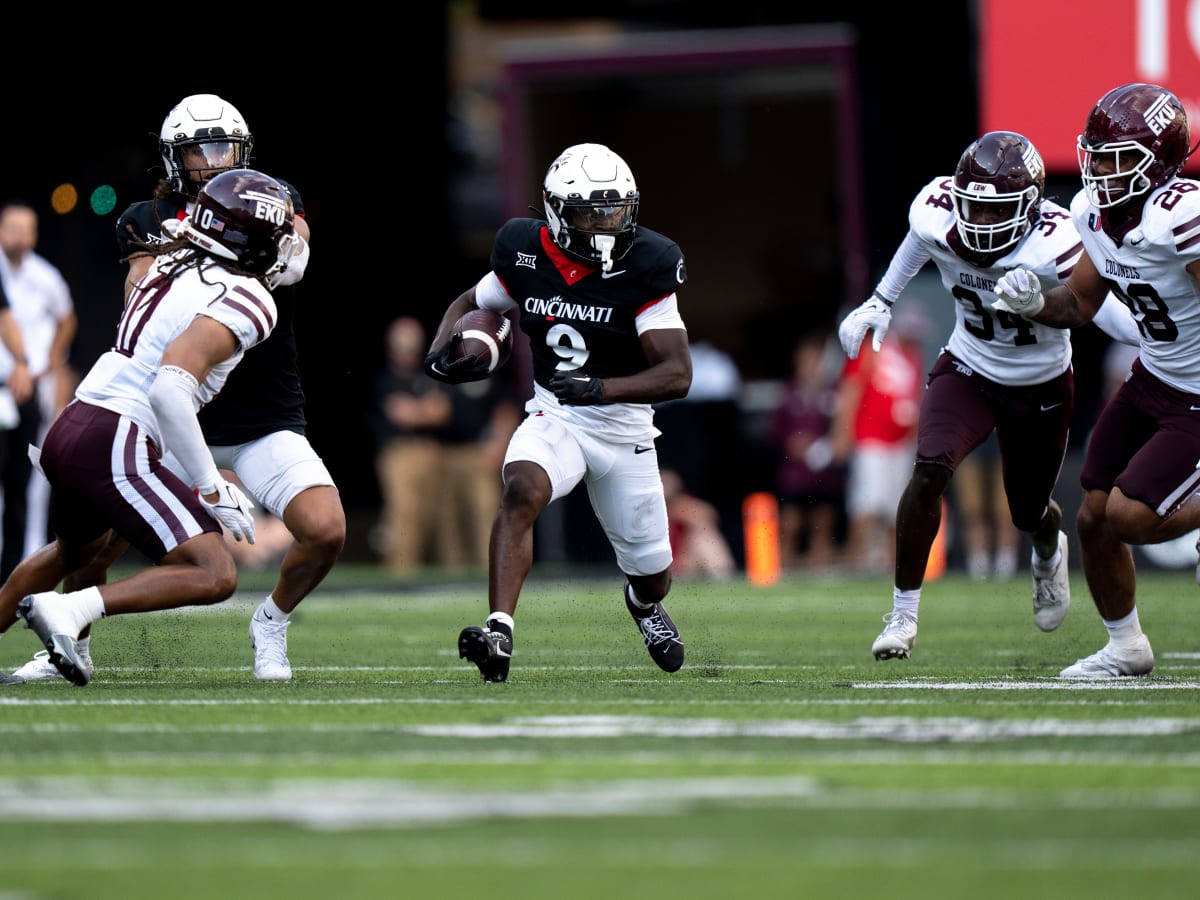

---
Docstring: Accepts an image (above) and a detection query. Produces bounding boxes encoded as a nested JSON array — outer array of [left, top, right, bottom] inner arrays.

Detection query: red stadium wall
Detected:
[[980, 0, 1200, 175]]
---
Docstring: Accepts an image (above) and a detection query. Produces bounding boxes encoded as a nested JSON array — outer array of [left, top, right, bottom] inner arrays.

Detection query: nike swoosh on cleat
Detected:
[[1040, 403, 1063, 412]]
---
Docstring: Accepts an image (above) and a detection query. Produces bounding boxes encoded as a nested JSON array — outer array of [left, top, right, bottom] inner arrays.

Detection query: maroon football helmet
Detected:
[[951, 131, 1045, 254], [179, 168, 296, 282], [1077, 83, 1192, 208]]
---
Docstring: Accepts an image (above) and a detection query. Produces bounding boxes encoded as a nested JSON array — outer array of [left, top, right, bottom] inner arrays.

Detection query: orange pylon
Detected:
[[743, 492, 781, 586]]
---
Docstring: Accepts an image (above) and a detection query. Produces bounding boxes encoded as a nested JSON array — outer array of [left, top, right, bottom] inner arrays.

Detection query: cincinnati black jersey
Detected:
[[490, 219, 686, 390], [114, 180, 307, 444]]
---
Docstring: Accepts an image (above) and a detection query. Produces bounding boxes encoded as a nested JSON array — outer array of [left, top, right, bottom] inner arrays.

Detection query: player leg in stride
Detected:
[[427, 143, 692, 683]]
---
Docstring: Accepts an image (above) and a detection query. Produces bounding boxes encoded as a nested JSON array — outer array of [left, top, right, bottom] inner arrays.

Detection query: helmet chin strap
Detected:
[[593, 234, 616, 272]]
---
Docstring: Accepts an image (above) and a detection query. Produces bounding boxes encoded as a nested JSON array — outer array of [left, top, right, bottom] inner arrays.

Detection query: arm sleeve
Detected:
[[148, 365, 221, 492], [475, 271, 517, 312], [873, 231, 932, 302], [1092, 295, 1141, 346], [271, 235, 310, 287]]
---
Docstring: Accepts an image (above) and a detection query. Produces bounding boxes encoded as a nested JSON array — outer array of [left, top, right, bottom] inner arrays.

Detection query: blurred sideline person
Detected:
[[994, 83, 1200, 679], [425, 143, 691, 683], [767, 331, 845, 571], [654, 338, 742, 551], [0, 202, 76, 577], [369, 316, 521, 573], [433, 374, 521, 570], [368, 316, 453, 573], [661, 468, 735, 580], [953, 432, 1020, 580], [0, 170, 294, 686], [838, 130, 1140, 662], [8, 94, 344, 684], [832, 304, 927, 576], [0, 278, 35, 448]]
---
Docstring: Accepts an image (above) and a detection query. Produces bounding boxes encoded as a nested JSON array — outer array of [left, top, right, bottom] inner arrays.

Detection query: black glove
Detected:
[[424, 334, 490, 384], [549, 370, 604, 405]]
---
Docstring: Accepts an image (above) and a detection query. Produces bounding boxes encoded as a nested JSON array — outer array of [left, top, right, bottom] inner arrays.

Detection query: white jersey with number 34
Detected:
[[900, 176, 1083, 386]]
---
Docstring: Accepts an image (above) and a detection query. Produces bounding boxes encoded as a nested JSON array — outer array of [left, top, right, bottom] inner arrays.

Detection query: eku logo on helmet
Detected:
[[1145, 93, 1177, 135], [1021, 144, 1044, 180], [243, 190, 289, 225]]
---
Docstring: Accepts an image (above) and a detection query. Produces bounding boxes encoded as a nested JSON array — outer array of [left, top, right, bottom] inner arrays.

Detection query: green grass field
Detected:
[[2, 564, 1199, 899]]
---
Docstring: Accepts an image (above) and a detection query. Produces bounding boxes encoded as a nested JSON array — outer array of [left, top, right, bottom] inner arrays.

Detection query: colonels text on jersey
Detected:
[[489, 219, 686, 390]]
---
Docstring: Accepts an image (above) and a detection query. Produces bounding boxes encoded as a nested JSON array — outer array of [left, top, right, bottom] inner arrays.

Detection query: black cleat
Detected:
[[625, 586, 684, 673], [458, 624, 513, 683]]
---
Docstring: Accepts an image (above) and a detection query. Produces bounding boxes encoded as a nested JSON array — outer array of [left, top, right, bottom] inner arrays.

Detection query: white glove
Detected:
[[838, 294, 893, 359], [993, 268, 1045, 317], [198, 478, 257, 544]]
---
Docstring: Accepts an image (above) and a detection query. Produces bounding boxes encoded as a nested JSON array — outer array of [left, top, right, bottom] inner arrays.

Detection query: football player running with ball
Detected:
[[837, 130, 1139, 663], [425, 143, 692, 682], [994, 84, 1200, 679]]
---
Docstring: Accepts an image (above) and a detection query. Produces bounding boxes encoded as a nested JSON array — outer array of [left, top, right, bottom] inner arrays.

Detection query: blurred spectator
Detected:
[[832, 304, 928, 574], [654, 338, 743, 556], [368, 317, 452, 573], [433, 375, 521, 569], [0, 201, 76, 576], [952, 431, 1019, 580], [661, 467, 735, 581], [768, 331, 846, 571]]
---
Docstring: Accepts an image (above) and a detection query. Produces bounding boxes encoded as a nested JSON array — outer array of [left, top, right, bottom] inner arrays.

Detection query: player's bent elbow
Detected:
[[662, 378, 691, 401]]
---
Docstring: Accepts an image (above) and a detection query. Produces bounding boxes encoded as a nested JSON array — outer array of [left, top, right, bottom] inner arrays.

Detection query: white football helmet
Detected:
[[159, 94, 254, 197], [543, 143, 638, 272]]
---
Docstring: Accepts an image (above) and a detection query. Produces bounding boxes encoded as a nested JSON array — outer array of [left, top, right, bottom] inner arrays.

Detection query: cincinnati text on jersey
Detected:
[[523, 296, 615, 322]]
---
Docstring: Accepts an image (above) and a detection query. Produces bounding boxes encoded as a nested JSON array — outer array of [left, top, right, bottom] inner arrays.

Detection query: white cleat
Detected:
[[15, 593, 90, 687], [249, 606, 292, 681], [1032, 531, 1071, 632], [871, 611, 917, 660], [7, 648, 94, 684], [1059, 637, 1154, 679]]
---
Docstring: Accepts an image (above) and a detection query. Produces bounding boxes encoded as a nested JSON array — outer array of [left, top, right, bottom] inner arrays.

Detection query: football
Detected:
[[449, 308, 514, 374]]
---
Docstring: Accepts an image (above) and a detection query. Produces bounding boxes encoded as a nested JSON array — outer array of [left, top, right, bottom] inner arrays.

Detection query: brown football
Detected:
[[449, 308, 514, 374]]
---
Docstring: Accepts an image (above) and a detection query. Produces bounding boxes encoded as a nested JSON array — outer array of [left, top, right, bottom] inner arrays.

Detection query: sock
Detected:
[[1032, 528, 1063, 571], [1103, 607, 1143, 648], [967, 552, 990, 580], [1033, 544, 1061, 573], [892, 587, 921, 619], [67, 587, 106, 630], [77, 636, 91, 657], [486, 612, 514, 635], [259, 596, 289, 623], [626, 583, 654, 611]]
